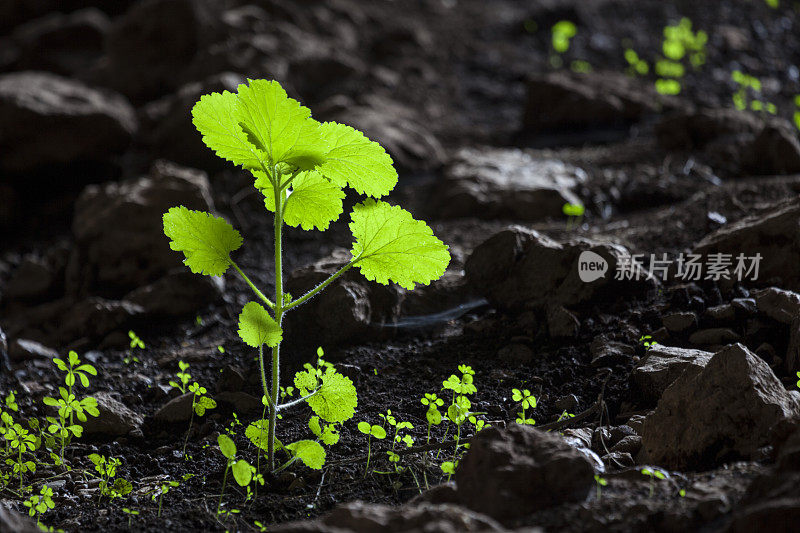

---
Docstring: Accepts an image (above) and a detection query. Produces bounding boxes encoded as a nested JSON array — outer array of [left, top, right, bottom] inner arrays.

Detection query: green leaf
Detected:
[[235, 79, 327, 169], [163, 207, 243, 276], [318, 122, 397, 198], [192, 90, 267, 171], [256, 170, 345, 231], [232, 459, 252, 486], [305, 371, 357, 424], [350, 200, 450, 290], [370, 425, 386, 439], [245, 420, 271, 451], [357, 421, 370, 434], [286, 440, 326, 470], [218, 434, 236, 459], [237, 302, 282, 348]]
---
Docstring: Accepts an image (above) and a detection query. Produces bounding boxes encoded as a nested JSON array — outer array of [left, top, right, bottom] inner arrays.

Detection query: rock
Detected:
[[272, 501, 507, 533], [124, 271, 223, 317], [433, 147, 585, 220], [103, 0, 224, 102], [5, 257, 55, 300], [626, 415, 647, 436], [68, 160, 214, 296], [465, 227, 655, 311], [693, 198, 800, 291], [284, 250, 403, 347], [6, 8, 109, 75], [753, 288, 800, 324], [288, 53, 365, 104], [590, 339, 635, 366], [610, 435, 642, 455], [788, 317, 800, 375], [641, 343, 800, 469], [215, 392, 262, 416], [631, 345, 713, 403], [455, 424, 594, 524], [724, 498, 800, 533], [81, 391, 143, 437], [0, 72, 137, 175], [152, 392, 194, 423], [688, 328, 741, 346], [497, 343, 534, 363], [662, 311, 697, 333], [601, 451, 635, 468], [141, 72, 245, 169], [523, 70, 676, 132], [656, 108, 762, 151], [547, 305, 580, 338], [318, 94, 445, 171], [704, 304, 737, 323], [8, 338, 59, 362], [0, 506, 39, 533], [742, 123, 800, 175]]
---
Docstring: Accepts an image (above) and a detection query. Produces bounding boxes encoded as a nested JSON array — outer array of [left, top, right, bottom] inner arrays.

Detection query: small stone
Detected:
[[497, 343, 534, 363], [662, 312, 697, 333], [8, 338, 59, 362], [631, 345, 713, 403], [547, 306, 580, 338], [754, 288, 800, 325], [81, 391, 143, 437], [152, 392, 195, 423], [601, 452, 635, 468], [689, 328, 741, 346]]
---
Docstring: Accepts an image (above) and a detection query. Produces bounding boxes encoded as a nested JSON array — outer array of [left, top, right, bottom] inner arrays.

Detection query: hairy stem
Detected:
[[283, 260, 356, 311], [230, 261, 275, 311], [267, 167, 284, 472]]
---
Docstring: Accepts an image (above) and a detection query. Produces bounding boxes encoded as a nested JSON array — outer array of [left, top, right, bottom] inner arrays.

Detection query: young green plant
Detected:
[[357, 421, 386, 476], [163, 79, 450, 471]]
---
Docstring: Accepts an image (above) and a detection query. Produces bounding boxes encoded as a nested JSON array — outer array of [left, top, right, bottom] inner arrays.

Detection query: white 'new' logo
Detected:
[[578, 251, 608, 282]]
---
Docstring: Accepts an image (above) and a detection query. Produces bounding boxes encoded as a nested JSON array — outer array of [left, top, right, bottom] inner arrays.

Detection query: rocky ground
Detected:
[[1, 0, 800, 532]]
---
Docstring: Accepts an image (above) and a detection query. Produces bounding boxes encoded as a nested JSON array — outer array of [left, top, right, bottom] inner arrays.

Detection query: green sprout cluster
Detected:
[[732, 70, 776, 114], [655, 18, 707, 95]]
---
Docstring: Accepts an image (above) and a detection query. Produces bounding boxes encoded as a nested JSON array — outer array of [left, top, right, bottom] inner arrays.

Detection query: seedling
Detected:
[[357, 421, 387, 476], [152, 480, 179, 517], [594, 474, 607, 501], [217, 434, 257, 516], [793, 95, 800, 131], [562, 203, 585, 230], [163, 79, 449, 471], [796, 371, 800, 389], [88, 453, 132, 501], [655, 18, 707, 95], [23, 485, 55, 526], [624, 49, 649, 76], [125, 330, 144, 364], [731, 71, 776, 115], [550, 20, 577, 68], [639, 335, 657, 350], [641, 467, 666, 497], [440, 459, 458, 481], [420, 393, 444, 443], [5, 423, 36, 490], [512, 388, 537, 425], [169, 361, 217, 458], [43, 352, 99, 463], [122, 508, 140, 527]]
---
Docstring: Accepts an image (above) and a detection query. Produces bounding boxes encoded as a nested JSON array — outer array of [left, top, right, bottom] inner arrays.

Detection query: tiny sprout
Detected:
[[217, 345, 225, 354], [122, 508, 140, 526], [23, 485, 55, 525], [594, 474, 607, 501], [641, 467, 667, 497], [512, 388, 537, 425], [440, 460, 457, 481], [562, 203, 585, 231], [795, 371, 799, 389], [358, 421, 386, 476], [551, 20, 577, 54], [639, 335, 657, 350], [679, 488, 686, 497]]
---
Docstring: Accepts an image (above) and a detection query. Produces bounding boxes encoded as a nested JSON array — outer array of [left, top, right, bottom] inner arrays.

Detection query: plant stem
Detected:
[[363, 435, 372, 477], [158, 492, 164, 517], [283, 261, 356, 311], [217, 463, 229, 515], [230, 260, 275, 310], [267, 169, 284, 472], [182, 396, 196, 458]]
